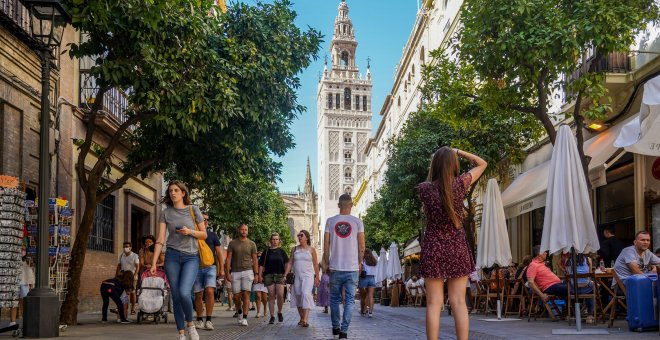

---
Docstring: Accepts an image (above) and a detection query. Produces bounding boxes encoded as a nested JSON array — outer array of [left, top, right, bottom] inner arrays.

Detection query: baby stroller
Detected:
[[137, 268, 169, 324]]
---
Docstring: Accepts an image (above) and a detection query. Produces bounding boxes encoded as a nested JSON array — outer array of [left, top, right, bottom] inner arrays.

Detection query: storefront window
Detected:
[[531, 207, 545, 248], [597, 162, 635, 245]]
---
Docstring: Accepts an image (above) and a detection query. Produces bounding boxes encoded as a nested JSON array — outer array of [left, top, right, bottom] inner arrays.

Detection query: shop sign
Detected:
[[0, 175, 19, 189], [653, 157, 660, 181]]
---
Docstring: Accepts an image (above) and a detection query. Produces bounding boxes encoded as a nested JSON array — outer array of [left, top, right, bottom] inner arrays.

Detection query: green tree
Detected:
[[200, 176, 294, 251], [363, 54, 542, 254], [458, 0, 658, 182], [60, 0, 320, 324]]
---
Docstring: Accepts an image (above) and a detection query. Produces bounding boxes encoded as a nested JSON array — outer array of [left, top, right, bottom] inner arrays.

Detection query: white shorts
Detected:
[[231, 270, 254, 294], [252, 283, 267, 293]]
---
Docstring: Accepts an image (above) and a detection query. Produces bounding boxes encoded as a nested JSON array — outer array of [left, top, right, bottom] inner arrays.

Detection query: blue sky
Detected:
[[238, 0, 419, 192]]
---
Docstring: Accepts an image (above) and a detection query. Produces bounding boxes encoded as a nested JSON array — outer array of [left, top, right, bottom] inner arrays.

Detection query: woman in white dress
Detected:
[[283, 230, 320, 327]]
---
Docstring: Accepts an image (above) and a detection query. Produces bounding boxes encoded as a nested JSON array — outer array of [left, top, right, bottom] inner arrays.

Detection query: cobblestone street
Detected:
[[3, 301, 658, 340]]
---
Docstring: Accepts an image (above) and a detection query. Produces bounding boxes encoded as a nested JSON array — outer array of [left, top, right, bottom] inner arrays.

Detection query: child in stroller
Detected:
[[137, 268, 170, 324]]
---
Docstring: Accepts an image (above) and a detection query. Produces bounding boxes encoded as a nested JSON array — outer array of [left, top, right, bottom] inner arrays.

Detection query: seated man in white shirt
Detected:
[[405, 276, 418, 297]]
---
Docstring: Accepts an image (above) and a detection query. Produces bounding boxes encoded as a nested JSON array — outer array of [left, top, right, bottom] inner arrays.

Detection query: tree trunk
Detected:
[[59, 183, 99, 325]]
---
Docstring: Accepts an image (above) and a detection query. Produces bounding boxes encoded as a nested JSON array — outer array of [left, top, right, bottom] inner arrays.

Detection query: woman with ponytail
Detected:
[[417, 147, 486, 340]]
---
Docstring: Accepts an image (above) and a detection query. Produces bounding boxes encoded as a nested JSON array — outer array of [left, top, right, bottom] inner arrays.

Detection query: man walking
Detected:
[[193, 214, 225, 330], [118, 241, 139, 315], [323, 194, 365, 339], [225, 224, 259, 326]]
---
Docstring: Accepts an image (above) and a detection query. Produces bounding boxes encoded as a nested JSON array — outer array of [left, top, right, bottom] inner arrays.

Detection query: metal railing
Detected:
[[79, 69, 129, 126], [0, 0, 30, 33], [562, 50, 632, 103]]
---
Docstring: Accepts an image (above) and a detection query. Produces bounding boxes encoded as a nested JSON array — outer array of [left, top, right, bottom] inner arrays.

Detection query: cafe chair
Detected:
[[504, 278, 527, 317], [564, 272, 600, 325], [608, 271, 627, 328]]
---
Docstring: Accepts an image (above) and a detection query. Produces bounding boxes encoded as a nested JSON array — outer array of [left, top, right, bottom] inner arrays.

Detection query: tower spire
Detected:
[[304, 157, 313, 195]]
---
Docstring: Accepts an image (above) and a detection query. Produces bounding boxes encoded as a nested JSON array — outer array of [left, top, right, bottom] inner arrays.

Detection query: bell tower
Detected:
[[317, 0, 372, 245]]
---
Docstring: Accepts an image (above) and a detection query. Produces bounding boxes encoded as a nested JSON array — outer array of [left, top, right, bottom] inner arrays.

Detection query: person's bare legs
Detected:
[[367, 287, 375, 312], [297, 306, 304, 323], [267, 285, 277, 317], [275, 284, 284, 313], [425, 278, 444, 340], [10, 307, 17, 324], [301, 308, 309, 324], [194, 291, 204, 319], [447, 276, 469, 340], [255, 291, 262, 317], [241, 291, 250, 316], [204, 287, 215, 318], [359, 287, 366, 313], [260, 292, 268, 316]]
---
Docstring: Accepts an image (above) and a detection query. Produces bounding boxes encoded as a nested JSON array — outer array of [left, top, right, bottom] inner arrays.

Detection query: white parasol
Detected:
[[541, 125, 604, 335], [476, 178, 513, 320]]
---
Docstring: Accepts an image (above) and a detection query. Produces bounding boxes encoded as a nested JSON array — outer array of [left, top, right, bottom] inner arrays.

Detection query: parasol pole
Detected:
[[496, 264, 502, 320], [571, 247, 582, 332]]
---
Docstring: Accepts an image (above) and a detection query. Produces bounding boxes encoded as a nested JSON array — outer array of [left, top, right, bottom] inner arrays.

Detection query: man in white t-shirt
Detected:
[[118, 241, 139, 314], [323, 194, 365, 339]]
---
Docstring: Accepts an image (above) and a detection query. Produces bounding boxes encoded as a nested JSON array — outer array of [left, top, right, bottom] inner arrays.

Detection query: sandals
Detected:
[[298, 321, 309, 327]]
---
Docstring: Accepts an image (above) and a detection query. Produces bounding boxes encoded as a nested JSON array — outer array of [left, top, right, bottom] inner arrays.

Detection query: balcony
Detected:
[[344, 142, 354, 148], [562, 50, 632, 106], [0, 0, 30, 36], [344, 158, 354, 164], [344, 177, 354, 183], [79, 69, 131, 133]]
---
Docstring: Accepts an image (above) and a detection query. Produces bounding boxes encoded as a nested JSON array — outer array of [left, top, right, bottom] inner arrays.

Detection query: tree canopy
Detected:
[[60, 0, 321, 324]]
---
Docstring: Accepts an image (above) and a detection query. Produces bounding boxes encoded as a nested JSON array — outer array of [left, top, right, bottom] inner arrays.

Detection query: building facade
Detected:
[[281, 159, 320, 255], [354, 0, 463, 216], [1, 0, 163, 312], [317, 0, 373, 231]]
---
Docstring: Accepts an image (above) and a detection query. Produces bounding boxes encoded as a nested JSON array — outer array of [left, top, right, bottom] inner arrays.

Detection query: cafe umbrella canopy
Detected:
[[540, 125, 603, 335], [476, 178, 514, 321]]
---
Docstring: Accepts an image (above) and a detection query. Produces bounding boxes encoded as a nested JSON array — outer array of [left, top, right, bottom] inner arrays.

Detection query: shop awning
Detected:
[[403, 238, 420, 257], [502, 115, 637, 219], [501, 161, 550, 219], [614, 75, 660, 156]]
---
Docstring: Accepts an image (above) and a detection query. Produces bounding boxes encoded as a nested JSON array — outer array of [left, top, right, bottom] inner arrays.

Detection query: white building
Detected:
[[317, 0, 373, 233], [354, 0, 464, 216]]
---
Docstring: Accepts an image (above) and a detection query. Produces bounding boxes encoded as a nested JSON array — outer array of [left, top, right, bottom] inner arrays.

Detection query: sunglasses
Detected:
[[297, 234, 304, 238]]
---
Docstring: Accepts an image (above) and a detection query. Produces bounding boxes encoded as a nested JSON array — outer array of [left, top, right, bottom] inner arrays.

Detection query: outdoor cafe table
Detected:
[[594, 270, 615, 321]]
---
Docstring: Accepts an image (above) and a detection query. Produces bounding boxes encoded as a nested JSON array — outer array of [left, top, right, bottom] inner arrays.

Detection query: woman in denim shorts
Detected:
[[259, 232, 289, 324], [358, 249, 378, 317]]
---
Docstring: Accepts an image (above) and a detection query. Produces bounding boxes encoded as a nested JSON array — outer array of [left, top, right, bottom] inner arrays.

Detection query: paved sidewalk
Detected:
[[0, 301, 658, 339]]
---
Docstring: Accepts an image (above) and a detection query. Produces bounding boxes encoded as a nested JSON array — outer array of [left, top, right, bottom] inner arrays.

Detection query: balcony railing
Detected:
[[79, 69, 129, 126], [344, 158, 354, 164], [562, 49, 632, 103], [0, 0, 30, 33], [344, 177, 354, 183], [344, 142, 354, 148]]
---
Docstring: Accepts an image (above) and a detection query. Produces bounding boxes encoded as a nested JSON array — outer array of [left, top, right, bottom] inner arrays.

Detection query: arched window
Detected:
[[344, 88, 352, 109], [420, 46, 425, 65], [398, 96, 401, 108], [344, 186, 353, 195], [335, 93, 341, 109], [344, 167, 352, 178], [343, 133, 352, 143], [341, 51, 349, 66], [411, 64, 416, 79], [344, 151, 352, 160]]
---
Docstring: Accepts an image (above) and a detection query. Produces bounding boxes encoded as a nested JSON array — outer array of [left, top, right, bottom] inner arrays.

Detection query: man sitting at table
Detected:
[[612, 231, 660, 288], [527, 245, 567, 303]]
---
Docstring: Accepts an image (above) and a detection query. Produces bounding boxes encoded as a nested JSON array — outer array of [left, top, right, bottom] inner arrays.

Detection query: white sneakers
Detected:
[[186, 325, 199, 340], [204, 320, 214, 330], [240, 318, 248, 326], [177, 334, 186, 340], [193, 320, 204, 329]]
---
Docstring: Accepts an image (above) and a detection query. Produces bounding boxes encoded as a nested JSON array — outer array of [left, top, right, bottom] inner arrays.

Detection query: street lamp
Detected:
[[19, 0, 70, 338]]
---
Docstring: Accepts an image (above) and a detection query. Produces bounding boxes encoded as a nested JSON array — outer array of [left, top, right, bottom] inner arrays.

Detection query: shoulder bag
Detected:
[[189, 206, 214, 267], [285, 246, 296, 284]]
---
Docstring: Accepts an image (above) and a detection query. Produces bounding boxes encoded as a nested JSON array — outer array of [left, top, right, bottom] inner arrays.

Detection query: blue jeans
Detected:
[[164, 248, 199, 331], [330, 271, 358, 332]]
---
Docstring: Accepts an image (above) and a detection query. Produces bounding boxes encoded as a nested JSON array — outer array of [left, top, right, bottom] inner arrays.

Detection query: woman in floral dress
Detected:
[[417, 147, 486, 340]]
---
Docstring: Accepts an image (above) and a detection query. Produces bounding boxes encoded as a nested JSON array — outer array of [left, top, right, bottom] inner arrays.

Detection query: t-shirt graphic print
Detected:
[[334, 221, 353, 238], [324, 214, 364, 272]]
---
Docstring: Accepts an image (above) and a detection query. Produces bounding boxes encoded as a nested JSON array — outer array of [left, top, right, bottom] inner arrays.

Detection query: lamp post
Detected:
[[19, 0, 70, 337]]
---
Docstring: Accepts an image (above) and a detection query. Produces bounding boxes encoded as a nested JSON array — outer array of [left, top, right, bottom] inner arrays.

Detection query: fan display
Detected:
[[0, 187, 26, 308]]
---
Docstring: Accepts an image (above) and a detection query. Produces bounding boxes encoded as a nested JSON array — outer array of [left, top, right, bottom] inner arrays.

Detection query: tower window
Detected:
[[344, 133, 352, 143], [344, 88, 351, 109], [344, 167, 352, 178], [363, 96, 367, 111], [327, 93, 333, 109], [336, 93, 340, 109], [355, 95, 360, 110], [344, 151, 352, 160], [341, 51, 349, 67], [420, 46, 425, 65]]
